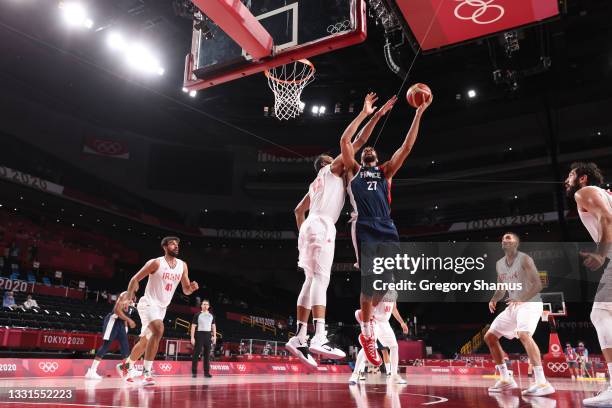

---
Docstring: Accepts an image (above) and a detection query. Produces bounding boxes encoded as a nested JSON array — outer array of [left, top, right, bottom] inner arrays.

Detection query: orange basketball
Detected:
[[406, 83, 431, 108]]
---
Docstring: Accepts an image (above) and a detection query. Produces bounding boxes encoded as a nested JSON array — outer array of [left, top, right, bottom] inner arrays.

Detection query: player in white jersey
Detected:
[[564, 162, 612, 407], [350, 294, 408, 385], [121, 236, 199, 386], [287, 93, 398, 366], [484, 232, 555, 396]]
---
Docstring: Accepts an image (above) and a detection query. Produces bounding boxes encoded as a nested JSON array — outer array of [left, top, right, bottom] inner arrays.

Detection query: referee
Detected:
[[191, 299, 216, 378]]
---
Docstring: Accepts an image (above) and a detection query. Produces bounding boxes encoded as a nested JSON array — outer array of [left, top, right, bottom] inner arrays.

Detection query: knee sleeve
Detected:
[[591, 308, 612, 349], [297, 276, 314, 309], [310, 272, 330, 307]]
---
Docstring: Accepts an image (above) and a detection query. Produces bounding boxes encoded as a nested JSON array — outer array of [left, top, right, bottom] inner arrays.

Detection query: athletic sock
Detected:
[[91, 360, 100, 372], [533, 365, 546, 385], [496, 364, 510, 381], [125, 356, 135, 368], [385, 362, 391, 374], [360, 321, 372, 338], [143, 360, 153, 374], [313, 318, 325, 337], [608, 363, 612, 386], [296, 321, 308, 342]]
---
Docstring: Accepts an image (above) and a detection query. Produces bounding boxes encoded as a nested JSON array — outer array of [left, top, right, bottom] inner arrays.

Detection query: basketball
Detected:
[[406, 83, 432, 108]]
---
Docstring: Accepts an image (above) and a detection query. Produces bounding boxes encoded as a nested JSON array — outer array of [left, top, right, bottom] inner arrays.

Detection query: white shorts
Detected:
[[137, 300, 166, 339], [489, 301, 543, 340], [297, 215, 336, 278], [374, 321, 397, 348], [593, 266, 612, 310]]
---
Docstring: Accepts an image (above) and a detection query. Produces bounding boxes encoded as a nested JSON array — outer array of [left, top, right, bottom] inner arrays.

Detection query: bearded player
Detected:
[[287, 93, 397, 366], [341, 89, 432, 366], [564, 162, 612, 407], [121, 236, 199, 386], [484, 232, 554, 396]]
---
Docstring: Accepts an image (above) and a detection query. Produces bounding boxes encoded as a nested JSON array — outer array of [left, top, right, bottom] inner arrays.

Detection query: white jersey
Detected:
[[496, 251, 540, 302], [307, 164, 345, 223], [373, 301, 394, 323], [142, 257, 184, 308], [578, 186, 612, 310]]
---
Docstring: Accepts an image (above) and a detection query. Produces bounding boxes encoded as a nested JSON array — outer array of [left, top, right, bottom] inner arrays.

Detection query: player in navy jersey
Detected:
[[341, 89, 432, 366]]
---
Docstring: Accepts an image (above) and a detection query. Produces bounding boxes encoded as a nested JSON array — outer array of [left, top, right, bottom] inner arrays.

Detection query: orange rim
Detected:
[[265, 59, 315, 85]]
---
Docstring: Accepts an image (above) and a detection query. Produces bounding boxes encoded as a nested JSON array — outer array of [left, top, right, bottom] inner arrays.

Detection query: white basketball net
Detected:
[[265, 59, 315, 121]]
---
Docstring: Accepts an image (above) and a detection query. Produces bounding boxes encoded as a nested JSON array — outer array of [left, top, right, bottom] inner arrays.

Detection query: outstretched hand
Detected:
[[375, 95, 398, 117], [416, 91, 433, 115], [362, 92, 379, 115]]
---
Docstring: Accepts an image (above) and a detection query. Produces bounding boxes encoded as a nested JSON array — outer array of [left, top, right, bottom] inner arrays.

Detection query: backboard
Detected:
[[184, 0, 366, 91], [540, 292, 567, 317]]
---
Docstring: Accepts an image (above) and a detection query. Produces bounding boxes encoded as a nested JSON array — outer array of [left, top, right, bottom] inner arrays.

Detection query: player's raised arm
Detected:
[[127, 259, 160, 301], [338, 93, 378, 175], [294, 193, 311, 231], [382, 93, 433, 179], [352, 95, 398, 151], [180, 262, 199, 295], [576, 186, 612, 270]]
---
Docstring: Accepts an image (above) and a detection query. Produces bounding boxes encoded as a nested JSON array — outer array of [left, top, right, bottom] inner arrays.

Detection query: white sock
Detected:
[[313, 318, 325, 336], [126, 356, 135, 367], [354, 349, 366, 376], [533, 365, 546, 385], [296, 321, 308, 341], [385, 362, 391, 374], [608, 363, 612, 385], [360, 321, 373, 337], [91, 360, 100, 372], [143, 360, 153, 373], [496, 364, 510, 381]]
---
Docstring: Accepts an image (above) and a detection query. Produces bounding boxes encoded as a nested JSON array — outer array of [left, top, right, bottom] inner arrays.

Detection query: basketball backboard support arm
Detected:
[[192, 0, 273, 61], [184, 0, 367, 92]]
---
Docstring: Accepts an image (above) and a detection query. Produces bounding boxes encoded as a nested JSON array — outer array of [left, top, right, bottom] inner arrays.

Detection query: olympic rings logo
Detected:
[[236, 364, 246, 372], [454, 0, 505, 25], [38, 362, 59, 373], [546, 362, 568, 372], [550, 344, 561, 353], [327, 20, 351, 35], [158, 364, 172, 372], [91, 139, 125, 155]]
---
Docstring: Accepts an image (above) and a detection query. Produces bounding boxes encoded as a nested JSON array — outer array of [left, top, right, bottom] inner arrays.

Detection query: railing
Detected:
[[239, 316, 277, 336], [460, 325, 490, 355]]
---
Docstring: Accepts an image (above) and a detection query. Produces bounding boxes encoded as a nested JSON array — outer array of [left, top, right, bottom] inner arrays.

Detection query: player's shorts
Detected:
[[297, 215, 336, 278], [489, 301, 543, 340], [374, 320, 398, 349], [352, 217, 399, 298], [137, 299, 167, 339], [102, 313, 127, 341], [567, 361, 578, 368]]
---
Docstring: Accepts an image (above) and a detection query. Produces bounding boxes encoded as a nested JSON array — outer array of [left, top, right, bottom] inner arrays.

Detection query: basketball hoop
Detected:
[[265, 59, 315, 120]]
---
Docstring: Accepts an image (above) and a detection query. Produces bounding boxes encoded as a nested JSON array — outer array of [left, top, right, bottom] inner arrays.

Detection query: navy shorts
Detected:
[[352, 217, 399, 298]]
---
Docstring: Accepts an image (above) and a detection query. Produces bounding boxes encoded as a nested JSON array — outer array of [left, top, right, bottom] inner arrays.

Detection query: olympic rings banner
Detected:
[[82, 136, 130, 159], [394, 0, 560, 51], [0, 359, 350, 378]]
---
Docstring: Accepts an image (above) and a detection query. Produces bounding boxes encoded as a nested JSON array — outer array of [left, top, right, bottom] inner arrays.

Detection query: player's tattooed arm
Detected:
[[114, 291, 136, 328], [382, 92, 432, 179], [576, 186, 612, 270], [294, 193, 310, 231], [127, 259, 160, 301], [181, 262, 199, 295]]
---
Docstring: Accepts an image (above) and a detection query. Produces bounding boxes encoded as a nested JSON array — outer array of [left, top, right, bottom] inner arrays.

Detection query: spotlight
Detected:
[[299, 101, 305, 111], [107, 32, 126, 51], [319, 106, 327, 114], [189, 90, 197, 97], [59, 2, 93, 29], [182, 87, 188, 93], [467, 89, 476, 98], [312, 105, 320, 114], [125, 43, 164, 76]]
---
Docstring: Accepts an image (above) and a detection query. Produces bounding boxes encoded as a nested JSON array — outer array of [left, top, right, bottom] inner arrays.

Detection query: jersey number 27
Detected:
[[367, 181, 377, 191]]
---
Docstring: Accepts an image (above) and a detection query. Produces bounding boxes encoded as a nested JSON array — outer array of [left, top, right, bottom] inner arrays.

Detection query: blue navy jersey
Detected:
[[348, 165, 392, 220]]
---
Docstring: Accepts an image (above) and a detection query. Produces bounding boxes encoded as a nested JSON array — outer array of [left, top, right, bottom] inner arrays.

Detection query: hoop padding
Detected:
[[265, 59, 315, 120]]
